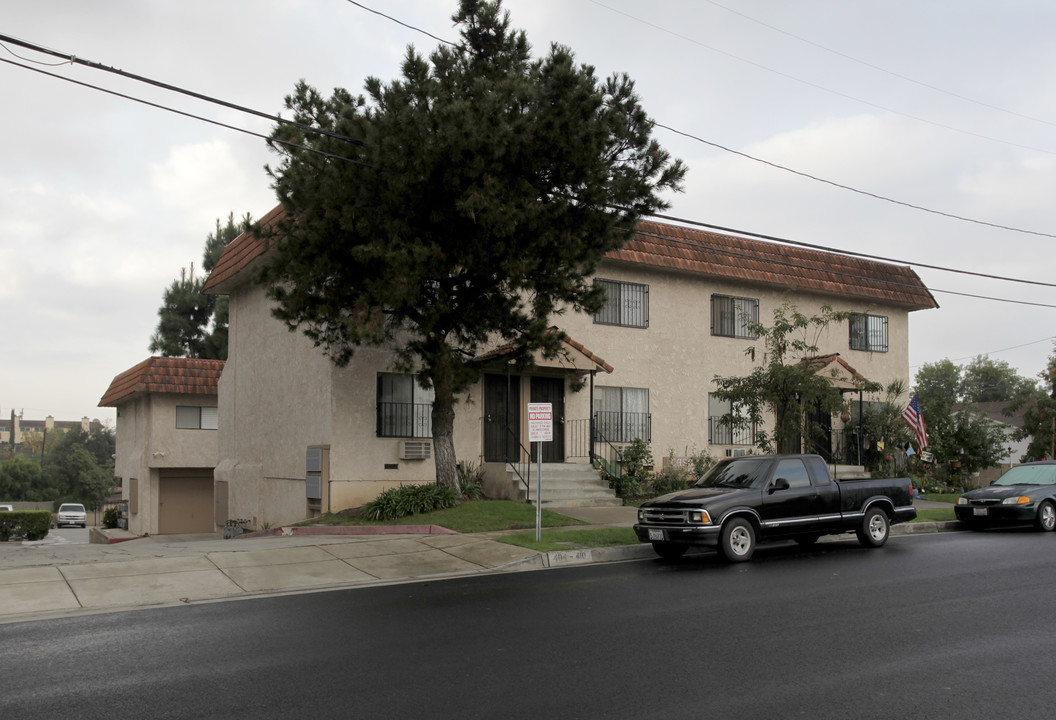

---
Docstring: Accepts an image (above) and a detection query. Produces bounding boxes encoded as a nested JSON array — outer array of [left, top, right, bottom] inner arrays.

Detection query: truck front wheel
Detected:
[[857, 507, 889, 548], [719, 518, 756, 562], [651, 541, 687, 560]]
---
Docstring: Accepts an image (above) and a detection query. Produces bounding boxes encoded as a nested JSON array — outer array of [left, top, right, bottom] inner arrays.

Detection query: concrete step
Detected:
[[506, 463, 620, 508]]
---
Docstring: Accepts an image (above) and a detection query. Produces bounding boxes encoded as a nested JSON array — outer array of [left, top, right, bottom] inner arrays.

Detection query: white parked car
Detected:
[[56, 503, 87, 528], [0, 504, 13, 512]]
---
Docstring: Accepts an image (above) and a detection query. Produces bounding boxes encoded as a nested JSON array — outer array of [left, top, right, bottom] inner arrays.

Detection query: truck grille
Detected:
[[640, 507, 688, 524]]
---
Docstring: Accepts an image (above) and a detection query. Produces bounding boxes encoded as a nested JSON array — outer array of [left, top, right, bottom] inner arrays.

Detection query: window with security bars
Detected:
[[594, 386, 651, 443], [707, 394, 756, 446], [593, 279, 649, 328], [849, 314, 888, 352], [377, 373, 434, 438], [711, 295, 759, 338]]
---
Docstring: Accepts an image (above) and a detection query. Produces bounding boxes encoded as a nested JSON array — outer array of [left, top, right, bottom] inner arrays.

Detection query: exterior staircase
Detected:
[[508, 463, 623, 508]]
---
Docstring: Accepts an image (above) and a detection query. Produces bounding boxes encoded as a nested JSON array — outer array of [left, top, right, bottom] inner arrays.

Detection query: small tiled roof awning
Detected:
[[474, 330, 614, 374], [800, 353, 871, 391], [99, 357, 225, 407]]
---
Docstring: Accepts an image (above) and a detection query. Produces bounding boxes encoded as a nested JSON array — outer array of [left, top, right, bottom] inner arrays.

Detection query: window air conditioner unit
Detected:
[[725, 448, 748, 457], [399, 440, 432, 460]]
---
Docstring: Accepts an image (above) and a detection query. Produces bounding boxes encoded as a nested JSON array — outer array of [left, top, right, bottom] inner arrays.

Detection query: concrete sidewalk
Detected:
[[0, 505, 646, 624], [0, 503, 956, 624]]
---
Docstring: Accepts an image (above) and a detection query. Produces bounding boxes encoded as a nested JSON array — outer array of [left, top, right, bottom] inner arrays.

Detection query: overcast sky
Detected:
[[2, 0, 1054, 426]]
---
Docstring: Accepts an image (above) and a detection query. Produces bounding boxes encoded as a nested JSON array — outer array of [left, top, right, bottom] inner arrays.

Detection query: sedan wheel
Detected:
[[1035, 501, 1056, 532]]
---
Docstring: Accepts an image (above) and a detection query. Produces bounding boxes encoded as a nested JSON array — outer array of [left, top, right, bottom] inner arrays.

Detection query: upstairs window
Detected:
[[176, 406, 218, 430], [711, 295, 759, 338], [377, 373, 434, 438], [594, 279, 649, 328], [849, 314, 888, 352], [594, 386, 651, 443]]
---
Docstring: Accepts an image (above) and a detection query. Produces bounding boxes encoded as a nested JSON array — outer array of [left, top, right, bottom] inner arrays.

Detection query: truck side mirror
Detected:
[[769, 478, 790, 493]]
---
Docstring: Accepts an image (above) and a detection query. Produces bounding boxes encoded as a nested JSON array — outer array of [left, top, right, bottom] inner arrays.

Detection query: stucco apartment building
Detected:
[[181, 209, 937, 532]]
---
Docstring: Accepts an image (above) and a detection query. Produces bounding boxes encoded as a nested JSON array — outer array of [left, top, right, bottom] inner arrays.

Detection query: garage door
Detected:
[[158, 470, 214, 534]]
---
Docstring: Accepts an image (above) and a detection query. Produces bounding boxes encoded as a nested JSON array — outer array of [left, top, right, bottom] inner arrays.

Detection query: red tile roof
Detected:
[[99, 357, 224, 407], [620, 221, 937, 310], [203, 206, 937, 311], [201, 204, 286, 294]]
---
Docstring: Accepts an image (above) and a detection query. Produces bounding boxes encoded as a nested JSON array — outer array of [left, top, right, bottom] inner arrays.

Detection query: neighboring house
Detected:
[[197, 208, 936, 530], [98, 357, 223, 535]]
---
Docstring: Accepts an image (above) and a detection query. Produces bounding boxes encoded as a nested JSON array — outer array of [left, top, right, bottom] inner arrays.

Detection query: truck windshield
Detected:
[[695, 458, 770, 489]]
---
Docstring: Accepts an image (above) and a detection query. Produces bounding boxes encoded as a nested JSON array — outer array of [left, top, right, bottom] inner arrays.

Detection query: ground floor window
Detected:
[[708, 394, 756, 446], [377, 373, 434, 438], [594, 386, 650, 442]]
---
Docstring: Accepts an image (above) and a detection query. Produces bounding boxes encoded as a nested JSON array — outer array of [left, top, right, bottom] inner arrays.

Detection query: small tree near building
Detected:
[[258, 0, 686, 490], [712, 302, 875, 455]]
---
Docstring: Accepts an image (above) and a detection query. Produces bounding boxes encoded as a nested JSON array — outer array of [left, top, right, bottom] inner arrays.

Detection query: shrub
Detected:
[[102, 507, 119, 529], [606, 438, 652, 499], [0, 510, 52, 541], [363, 483, 461, 521], [648, 464, 694, 496], [456, 461, 485, 501]]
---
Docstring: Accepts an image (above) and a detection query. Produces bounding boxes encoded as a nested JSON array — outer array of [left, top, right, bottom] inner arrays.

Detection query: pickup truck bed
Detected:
[[633, 454, 916, 562]]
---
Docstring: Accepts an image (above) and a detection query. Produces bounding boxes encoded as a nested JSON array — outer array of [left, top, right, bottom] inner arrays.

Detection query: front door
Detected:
[[484, 374, 520, 463], [530, 377, 565, 462]]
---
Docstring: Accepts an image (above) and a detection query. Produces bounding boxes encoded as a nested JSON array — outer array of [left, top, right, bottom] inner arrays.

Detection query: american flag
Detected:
[[902, 394, 929, 450]]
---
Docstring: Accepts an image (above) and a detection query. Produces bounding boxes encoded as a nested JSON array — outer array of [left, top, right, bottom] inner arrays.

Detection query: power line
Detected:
[[646, 213, 1056, 289], [344, 1, 456, 47], [632, 227, 1056, 309], [339, 1, 1056, 240], [652, 122, 1056, 240], [0, 56, 371, 168], [702, 0, 1056, 131], [585, 0, 1056, 157], [0, 32, 366, 149], [910, 336, 1056, 369]]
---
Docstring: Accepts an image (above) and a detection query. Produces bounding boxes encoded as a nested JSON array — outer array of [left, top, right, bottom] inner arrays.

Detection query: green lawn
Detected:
[[922, 493, 962, 504], [496, 527, 639, 552], [912, 507, 956, 522]]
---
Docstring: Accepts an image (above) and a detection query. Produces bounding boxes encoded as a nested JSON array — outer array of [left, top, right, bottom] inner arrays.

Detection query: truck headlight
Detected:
[[689, 510, 712, 524]]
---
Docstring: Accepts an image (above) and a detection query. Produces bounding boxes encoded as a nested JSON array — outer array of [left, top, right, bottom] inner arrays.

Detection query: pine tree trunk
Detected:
[[431, 376, 460, 491]]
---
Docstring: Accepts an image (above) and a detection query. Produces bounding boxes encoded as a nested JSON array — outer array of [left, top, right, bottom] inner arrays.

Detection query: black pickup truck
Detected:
[[633, 454, 916, 562]]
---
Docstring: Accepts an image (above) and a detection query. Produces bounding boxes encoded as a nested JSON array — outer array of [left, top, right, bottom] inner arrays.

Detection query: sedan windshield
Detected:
[[993, 465, 1056, 487], [695, 458, 770, 489]]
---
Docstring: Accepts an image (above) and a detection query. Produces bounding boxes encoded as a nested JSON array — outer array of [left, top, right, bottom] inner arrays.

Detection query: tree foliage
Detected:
[[1006, 344, 1056, 461], [712, 302, 874, 454], [960, 355, 1034, 403], [0, 427, 115, 509], [258, 0, 685, 489], [913, 356, 1033, 470], [149, 213, 249, 360]]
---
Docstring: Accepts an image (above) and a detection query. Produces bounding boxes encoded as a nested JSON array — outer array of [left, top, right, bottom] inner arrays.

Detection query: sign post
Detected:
[[527, 402, 553, 542]]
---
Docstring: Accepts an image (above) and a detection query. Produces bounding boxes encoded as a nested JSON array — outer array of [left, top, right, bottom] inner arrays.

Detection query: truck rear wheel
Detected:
[[651, 541, 687, 560], [719, 518, 755, 562], [856, 507, 889, 548]]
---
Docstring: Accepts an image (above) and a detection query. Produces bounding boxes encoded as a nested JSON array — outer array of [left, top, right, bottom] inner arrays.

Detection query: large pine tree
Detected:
[[150, 213, 250, 359], [259, 0, 686, 489]]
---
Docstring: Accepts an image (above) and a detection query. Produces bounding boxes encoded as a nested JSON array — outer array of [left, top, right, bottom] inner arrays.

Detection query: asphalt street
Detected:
[[2, 529, 1054, 719]]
